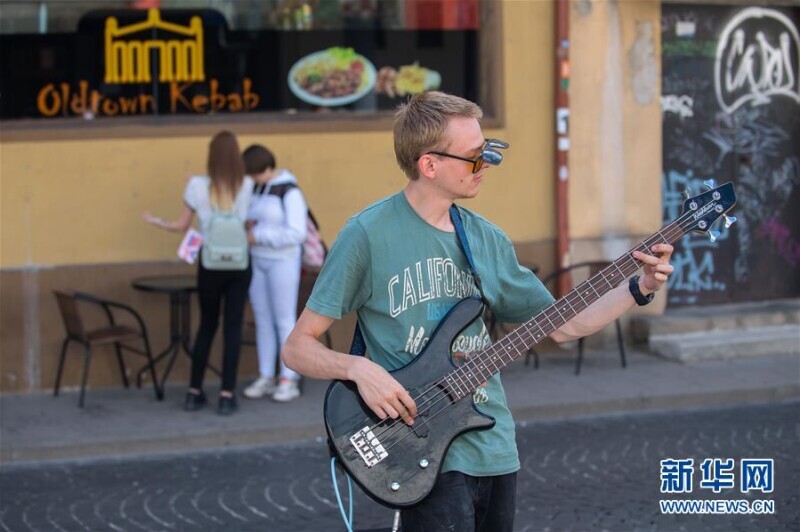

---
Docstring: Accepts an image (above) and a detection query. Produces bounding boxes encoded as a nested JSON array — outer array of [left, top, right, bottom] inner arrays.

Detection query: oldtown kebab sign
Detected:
[[36, 9, 260, 118]]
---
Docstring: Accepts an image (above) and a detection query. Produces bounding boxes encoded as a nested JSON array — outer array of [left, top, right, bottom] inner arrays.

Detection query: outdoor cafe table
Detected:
[[132, 274, 219, 393]]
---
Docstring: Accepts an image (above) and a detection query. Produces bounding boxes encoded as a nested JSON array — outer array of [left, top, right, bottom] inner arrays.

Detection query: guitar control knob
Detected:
[[419, 459, 429, 469], [391, 482, 401, 492]]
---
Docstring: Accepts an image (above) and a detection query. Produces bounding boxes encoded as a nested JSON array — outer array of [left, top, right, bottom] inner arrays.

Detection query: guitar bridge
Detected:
[[349, 426, 388, 467]]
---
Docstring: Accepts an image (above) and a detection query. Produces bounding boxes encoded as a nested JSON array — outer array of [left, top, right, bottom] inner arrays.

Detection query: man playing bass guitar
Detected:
[[283, 91, 674, 531]]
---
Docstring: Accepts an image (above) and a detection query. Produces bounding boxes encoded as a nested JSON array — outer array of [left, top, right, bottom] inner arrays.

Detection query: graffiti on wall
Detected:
[[662, 5, 800, 306], [714, 7, 800, 115], [662, 170, 730, 302]]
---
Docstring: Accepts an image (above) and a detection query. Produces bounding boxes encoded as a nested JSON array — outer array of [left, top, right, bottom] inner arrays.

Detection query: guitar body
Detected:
[[324, 297, 495, 508]]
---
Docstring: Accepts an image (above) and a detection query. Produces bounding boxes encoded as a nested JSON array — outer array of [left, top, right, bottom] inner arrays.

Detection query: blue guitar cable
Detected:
[[330, 457, 354, 532]]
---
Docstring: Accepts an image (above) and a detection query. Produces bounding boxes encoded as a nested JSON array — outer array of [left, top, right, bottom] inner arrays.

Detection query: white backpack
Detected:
[[201, 207, 249, 270]]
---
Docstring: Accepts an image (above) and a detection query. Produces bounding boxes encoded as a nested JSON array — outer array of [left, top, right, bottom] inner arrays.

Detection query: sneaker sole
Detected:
[[272, 394, 300, 403], [243, 390, 275, 399]]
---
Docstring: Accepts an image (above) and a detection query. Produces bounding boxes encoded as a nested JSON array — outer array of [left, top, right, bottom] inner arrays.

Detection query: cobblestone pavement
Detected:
[[1, 400, 797, 532]]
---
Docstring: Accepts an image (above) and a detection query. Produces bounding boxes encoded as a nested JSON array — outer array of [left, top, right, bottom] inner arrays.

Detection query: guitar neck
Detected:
[[447, 219, 686, 398]]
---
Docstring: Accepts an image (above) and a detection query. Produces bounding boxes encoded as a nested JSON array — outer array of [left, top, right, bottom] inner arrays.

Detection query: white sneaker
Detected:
[[243, 376, 276, 399], [272, 378, 301, 402]]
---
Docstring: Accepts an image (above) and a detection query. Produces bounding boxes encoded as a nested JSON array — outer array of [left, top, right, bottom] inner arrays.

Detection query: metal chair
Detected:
[[53, 291, 163, 407], [536, 261, 627, 375]]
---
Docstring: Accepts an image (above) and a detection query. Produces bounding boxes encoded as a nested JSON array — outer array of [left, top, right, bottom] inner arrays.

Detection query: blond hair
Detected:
[[207, 130, 245, 209], [393, 91, 483, 180]]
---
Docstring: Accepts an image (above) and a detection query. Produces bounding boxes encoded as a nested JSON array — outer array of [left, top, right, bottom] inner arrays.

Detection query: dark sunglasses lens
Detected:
[[482, 149, 503, 166], [473, 157, 484, 173]]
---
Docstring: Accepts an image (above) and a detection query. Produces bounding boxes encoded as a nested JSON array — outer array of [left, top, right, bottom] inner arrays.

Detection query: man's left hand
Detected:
[[632, 243, 674, 294]]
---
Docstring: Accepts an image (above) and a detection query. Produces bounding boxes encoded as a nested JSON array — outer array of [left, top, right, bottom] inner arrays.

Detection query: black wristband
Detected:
[[629, 275, 654, 306]]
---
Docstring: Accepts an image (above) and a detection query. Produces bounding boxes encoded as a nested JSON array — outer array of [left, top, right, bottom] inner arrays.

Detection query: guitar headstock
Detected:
[[680, 180, 737, 241]]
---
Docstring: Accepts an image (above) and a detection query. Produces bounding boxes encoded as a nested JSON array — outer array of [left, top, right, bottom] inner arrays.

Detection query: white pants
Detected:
[[248, 254, 301, 380]]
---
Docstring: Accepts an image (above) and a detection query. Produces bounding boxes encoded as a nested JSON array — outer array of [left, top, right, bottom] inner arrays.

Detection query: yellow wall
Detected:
[[570, 0, 662, 245], [0, 1, 555, 270], [0, 0, 666, 393]]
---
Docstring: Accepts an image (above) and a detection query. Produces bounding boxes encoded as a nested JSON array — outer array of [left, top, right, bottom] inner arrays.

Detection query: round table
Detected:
[[132, 275, 219, 393]]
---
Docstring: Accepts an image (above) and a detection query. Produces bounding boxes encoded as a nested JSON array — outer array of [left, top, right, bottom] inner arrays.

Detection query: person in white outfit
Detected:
[[242, 145, 305, 402]]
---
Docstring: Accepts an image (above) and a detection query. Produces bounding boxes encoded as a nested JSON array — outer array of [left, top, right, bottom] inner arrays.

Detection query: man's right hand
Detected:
[[283, 309, 417, 425], [349, 357, 417, 425]]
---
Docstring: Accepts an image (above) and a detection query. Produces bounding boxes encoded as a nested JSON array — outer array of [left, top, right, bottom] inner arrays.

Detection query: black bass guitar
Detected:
[[324, 182, 737, 508]]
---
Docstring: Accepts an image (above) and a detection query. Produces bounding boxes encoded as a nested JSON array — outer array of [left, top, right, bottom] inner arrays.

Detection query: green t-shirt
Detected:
[[308, 192, 554, 476]]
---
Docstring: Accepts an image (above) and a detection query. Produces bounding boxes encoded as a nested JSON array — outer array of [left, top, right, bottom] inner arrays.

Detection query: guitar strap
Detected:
[[348, 204, 489, 356], [448, 204, 490, 308]]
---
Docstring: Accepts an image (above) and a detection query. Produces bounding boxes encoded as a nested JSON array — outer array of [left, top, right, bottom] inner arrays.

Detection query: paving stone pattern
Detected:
[[0, 401, 797, 532]]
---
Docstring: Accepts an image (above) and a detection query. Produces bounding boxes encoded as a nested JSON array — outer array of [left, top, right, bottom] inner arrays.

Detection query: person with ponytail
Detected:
[[144, 131, 254, 415]]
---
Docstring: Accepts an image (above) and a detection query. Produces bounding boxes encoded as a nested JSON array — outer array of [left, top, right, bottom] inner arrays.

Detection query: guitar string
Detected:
[[367, 214, 694, 448], [422, 215, 691, 398], [362, 208, 705, 449], [377, 248, 642, 446], [453, 217, 696, 383], [372, 218, 685, 451]]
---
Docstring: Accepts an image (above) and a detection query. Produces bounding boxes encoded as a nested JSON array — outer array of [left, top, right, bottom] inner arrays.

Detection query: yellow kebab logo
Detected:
[[104, 8, 205, 84]]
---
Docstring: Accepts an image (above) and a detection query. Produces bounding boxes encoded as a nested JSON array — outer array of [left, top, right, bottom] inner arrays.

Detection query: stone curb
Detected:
[[4, 384, 797, 467]]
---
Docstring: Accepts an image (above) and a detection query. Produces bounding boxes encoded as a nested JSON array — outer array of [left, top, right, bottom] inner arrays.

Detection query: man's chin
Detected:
[[462, 190, 480, 199]]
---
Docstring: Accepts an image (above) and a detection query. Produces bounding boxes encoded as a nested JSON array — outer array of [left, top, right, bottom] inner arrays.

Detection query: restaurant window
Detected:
[[0, 0, 499, 125]]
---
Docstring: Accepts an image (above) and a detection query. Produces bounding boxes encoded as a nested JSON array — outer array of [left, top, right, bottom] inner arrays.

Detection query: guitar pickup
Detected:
[[350, 426, 388, 467], [411, 411, 429, 438]]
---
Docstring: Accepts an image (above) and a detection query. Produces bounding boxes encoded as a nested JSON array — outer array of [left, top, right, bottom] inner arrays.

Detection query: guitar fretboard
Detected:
[[442, 219, 685, 401]]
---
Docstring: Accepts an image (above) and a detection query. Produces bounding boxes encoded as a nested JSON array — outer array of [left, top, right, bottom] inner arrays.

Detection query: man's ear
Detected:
[[417, 154, 437, 180]]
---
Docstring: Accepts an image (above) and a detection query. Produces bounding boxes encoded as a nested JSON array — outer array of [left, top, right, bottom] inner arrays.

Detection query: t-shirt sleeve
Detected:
[[306, 218, 372, 320], [487, 232, 555, 324], [183, 176, 206, 211]]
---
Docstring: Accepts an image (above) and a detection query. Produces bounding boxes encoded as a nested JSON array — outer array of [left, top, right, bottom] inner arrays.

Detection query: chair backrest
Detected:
[[541, 261, 612, 291], [53, 291, 86, 340]]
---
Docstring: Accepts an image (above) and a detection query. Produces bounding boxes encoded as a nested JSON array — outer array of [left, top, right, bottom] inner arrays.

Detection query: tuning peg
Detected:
[[703, 179, 718, 190], [709, 230, 721, 242], [724, 215, 737, 228], [683, 187, 692, 199]]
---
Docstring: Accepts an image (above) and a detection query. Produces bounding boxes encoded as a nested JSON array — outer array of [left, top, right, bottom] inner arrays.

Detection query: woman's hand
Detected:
[[142, 206, 195, 233], [142, 211, 164, 228]]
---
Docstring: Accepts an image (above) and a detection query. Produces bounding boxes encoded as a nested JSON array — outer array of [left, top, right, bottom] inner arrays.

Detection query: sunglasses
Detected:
[[419, 138, 510, 174]]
